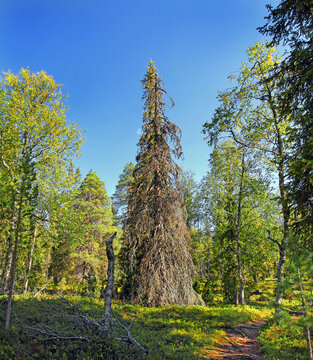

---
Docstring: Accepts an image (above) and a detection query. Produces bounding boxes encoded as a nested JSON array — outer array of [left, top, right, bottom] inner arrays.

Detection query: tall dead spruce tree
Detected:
[[123, 61, 204, 307]]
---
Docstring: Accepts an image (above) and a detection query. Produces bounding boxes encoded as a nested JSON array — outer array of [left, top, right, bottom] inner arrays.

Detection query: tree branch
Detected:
[[267, 230, 282, 250], [112, 310, 148, 353]]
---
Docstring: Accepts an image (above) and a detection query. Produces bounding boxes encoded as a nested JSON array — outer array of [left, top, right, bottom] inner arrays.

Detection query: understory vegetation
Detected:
[[0, 0, 312, 358], [0, 293, 270, 359], [0, 279, 311, 359]]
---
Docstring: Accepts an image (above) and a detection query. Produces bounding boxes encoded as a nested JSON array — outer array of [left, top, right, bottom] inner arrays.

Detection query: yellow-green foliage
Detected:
[[259, 319, 309, 360], [255, 278, 312, 360], [112, 302, 271, 359]]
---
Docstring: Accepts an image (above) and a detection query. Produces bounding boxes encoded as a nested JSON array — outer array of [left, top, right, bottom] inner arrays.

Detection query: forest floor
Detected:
[[0, 295, 272, 360], [205, 319, 266, 359], [0, 290, 310, 359]]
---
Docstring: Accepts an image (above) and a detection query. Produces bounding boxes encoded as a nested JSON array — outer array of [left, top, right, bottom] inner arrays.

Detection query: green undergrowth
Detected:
[[254, 279, 313, 360], [259, 316, 311, 360], [0, 295, 271, 359]]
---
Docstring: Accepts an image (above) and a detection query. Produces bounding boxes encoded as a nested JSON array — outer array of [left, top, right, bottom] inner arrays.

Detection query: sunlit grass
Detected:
[[0, 294, 271, 360], [0, 278, 308, 360], [252, 278, 312, 360], [259, 319, 309, 360]]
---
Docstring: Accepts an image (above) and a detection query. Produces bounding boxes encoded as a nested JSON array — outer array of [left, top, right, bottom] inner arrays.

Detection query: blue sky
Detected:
[[0, 0, 278, 196]]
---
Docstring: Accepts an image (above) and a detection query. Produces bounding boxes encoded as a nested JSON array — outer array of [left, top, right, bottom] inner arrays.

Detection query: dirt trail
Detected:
[[205, 320, 266, 360]]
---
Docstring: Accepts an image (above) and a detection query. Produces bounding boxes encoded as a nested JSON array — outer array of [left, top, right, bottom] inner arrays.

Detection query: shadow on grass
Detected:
[[0, 296, 271, 360], [114, 303, 272, 359]]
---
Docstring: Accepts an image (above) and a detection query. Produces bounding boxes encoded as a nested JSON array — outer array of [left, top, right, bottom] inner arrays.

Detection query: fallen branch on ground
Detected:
[[32, 277, 52, 299], [112, 310, 148, 353], [9, 232, 148, 355], [12, 298, 148, 353]]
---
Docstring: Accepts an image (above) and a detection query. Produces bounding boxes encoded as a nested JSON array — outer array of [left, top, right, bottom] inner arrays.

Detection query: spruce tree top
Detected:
[[122, 61, 204, 306], [138, 60, 182, 166]]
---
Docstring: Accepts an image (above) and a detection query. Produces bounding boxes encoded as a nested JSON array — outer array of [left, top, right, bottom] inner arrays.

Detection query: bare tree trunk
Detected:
[[275, 243, 286, 309], [267, 231, 286, 314], [265, 159, 288, 315], [0, 236, 13, 292], [305, 325, 313, 360], [23, 221, 37, 293], [262, 69, 289, 315], [103, 232, 117, 335], [33, 277, 52, 299], [5, 187, 24, 330], [234, 289, 239, 306], [236, 151, 245, 305], [275, 161, 288, 314], [206, 242, 210, 282]]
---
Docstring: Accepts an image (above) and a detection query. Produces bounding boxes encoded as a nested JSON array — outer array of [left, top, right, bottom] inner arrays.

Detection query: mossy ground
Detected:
[[0, 278, 311, 359], [259, 318, 310, 360], [0, 294, 270, 360], [251, 278, 312, 360]]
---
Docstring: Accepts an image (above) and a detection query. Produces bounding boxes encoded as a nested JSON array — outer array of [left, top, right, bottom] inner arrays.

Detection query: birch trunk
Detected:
[[23, 221, 37, 293], [5, 186, 24, 329], [236, 151, 245, 304], [0, 236, 14, 292], [103, 232, 117, 335]]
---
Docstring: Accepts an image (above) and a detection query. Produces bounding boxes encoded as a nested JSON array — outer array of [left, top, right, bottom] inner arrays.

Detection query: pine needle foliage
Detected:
[[123, 61, 204, 307]]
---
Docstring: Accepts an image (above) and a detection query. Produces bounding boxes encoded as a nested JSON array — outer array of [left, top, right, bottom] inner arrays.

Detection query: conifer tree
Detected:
[[259, 0, 313, 242], [123, 61, 204, 306], [48, 166, 83, 287], [112, 162, 135, 226], [74, 171, 115, 293]]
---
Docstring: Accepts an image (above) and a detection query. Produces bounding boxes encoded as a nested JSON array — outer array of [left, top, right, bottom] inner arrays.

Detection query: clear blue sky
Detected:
[[0, 0, 278, 196]]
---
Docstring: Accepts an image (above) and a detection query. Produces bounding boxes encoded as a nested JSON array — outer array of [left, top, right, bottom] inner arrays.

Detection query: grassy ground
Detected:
[[0, 278, 311, 359], [259, 317, 311, 360], [0, 295, 271, 360], [252, 278, 312, 360]]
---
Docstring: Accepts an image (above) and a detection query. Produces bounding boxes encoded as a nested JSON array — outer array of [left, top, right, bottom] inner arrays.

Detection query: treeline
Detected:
[[0, 0, 312, 346], [113, 0, 313, 322], [0, 70, 118, 328]]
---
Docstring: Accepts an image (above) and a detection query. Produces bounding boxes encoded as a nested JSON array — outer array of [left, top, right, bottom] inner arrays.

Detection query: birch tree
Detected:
[[0, 69, 82, 329], [203, 42, 292, 311]]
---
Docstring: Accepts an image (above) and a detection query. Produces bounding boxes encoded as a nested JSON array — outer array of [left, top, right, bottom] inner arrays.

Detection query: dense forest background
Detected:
[[0, 0, 312, 359]]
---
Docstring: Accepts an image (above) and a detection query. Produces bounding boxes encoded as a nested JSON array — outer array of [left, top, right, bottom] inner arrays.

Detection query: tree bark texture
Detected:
[[103, 232, 117, 335], [236, 151, 245, 305], [0, 236, 13, 292], [23, 221, 37, 293], [5, 188, 24, 330], [258, 61, 290, 314]]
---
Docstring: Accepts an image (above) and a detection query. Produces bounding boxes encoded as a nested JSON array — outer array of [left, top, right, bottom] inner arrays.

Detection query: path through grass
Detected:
[[0, 295, 271, 359]]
